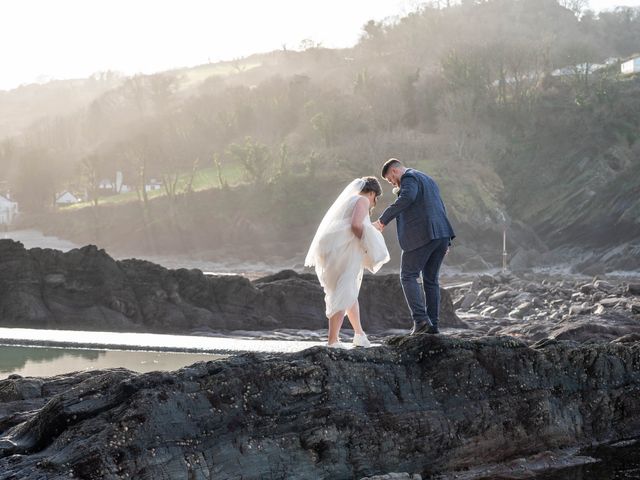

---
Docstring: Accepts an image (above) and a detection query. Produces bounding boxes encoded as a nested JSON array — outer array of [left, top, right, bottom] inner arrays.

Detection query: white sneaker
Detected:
[[327, 341, 349, 349], [353, 333, 372, 348]]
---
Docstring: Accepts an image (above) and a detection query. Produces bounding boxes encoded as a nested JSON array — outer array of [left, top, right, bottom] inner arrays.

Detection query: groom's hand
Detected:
[[373, 220, 384, 232]]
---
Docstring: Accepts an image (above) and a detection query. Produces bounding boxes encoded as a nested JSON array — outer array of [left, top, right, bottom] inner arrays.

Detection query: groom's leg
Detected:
[[400, 245, 431, 327], [422, 238, 449, 328]]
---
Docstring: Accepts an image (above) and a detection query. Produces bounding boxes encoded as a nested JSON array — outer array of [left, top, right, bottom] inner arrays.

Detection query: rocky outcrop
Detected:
[[0, 334, 639, 479], [450, 272, 640, 342], [571, 242, 640, 275], [0, 239, 464, 334]]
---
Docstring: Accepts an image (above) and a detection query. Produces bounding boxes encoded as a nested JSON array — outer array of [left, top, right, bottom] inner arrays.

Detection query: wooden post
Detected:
[[502, 228, 508, 272]]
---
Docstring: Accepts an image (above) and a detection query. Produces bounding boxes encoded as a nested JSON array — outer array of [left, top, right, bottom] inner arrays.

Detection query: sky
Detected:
[[1, 0, 639, 91]]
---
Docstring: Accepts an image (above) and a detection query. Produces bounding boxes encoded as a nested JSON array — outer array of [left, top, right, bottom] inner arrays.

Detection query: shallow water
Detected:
[[0, 325, 331, 379], [3, 228, 79, 251], [0, 326, 382, 379], [533, 441, 640, 479], [0, 344, 223, 379], [0, 327, 328, 354]]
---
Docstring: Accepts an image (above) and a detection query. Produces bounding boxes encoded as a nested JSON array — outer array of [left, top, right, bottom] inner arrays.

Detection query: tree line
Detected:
[[0, 0, 638, 234]]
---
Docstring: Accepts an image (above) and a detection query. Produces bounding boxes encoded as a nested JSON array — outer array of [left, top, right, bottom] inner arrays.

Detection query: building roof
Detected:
[[56, 191, 80, 201], [0, 194, 17, 206]]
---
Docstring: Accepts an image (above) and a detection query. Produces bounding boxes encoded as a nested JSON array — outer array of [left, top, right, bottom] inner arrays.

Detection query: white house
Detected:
[[98, 172, 133, 194], [56, 191, 82, 205], [621, 56, 640, 75], [98, 179, 114, 190], [144, 179, 163, 192], [0, 195, 18, 225]]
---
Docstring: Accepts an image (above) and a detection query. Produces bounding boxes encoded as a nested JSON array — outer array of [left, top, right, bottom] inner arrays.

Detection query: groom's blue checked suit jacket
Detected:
[[379, 169, 455, 252]]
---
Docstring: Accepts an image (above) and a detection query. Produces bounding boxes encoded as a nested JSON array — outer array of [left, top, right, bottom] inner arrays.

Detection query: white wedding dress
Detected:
[[305, 179, 390, 318]]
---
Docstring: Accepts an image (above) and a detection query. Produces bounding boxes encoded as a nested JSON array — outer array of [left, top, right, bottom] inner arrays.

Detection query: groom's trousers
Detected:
[[400, 237, 449, 328]]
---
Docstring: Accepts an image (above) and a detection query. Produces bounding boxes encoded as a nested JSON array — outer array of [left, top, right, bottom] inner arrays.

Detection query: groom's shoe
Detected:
[[410, 322, 431, 335], [427, 325, 440, 334]]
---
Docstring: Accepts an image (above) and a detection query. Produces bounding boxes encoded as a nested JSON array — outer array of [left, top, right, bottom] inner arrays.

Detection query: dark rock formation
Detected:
[[450, 272, 640, 343], [571, 243, 640, 275], [0, 334, 639, 479], [0, 239, 464, 334]]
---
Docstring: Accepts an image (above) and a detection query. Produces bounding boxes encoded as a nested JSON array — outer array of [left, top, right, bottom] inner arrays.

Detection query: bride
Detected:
[[305, 177, 390, 349]]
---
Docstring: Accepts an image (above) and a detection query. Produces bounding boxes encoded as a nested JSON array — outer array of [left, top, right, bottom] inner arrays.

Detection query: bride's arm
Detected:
[[350, 196, 369, 239]]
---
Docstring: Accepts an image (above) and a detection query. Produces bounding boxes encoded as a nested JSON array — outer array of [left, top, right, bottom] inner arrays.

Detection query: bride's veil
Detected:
[[305, 178, 365, 268]]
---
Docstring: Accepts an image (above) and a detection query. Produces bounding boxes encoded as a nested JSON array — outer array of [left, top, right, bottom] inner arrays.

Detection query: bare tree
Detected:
[[80, 154, 102, 207], [123, 75, 148, 116], [231, 58, 247, 74], [213, 153, 228, 189], [227, 137, 271, 185], [148, 73, 179, 113]]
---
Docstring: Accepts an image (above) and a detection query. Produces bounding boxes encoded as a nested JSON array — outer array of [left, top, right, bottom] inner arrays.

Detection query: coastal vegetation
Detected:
[[1, 0, 639, 267]]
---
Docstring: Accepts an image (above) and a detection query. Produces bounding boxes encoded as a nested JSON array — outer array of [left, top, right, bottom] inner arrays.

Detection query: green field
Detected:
[[60, 164, 245, 211], [178, 61, 262, 89]]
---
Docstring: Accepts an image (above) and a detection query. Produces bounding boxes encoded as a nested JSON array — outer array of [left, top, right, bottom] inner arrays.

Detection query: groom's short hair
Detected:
[[381, 158, 403, 178]]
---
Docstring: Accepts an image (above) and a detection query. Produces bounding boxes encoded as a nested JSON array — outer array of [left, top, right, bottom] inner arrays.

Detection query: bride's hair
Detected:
[[360, 176, 382, 198]]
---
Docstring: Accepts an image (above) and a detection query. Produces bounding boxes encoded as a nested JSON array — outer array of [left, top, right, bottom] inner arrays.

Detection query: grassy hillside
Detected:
[[3, 0, 640, 269], [0, 73, 122, 140]]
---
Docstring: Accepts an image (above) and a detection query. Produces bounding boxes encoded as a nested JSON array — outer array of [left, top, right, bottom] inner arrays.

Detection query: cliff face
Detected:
[[0, 334, 639, 479], [0, 239, 464, 334]]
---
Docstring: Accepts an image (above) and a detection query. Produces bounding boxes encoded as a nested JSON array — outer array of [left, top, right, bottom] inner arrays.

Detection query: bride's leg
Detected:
[[346, 301, 365, 335], [328, 310, 346, 344]]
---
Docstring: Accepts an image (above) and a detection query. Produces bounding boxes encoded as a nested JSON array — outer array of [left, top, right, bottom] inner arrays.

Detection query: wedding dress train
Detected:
[[305, 180, 390, 318]]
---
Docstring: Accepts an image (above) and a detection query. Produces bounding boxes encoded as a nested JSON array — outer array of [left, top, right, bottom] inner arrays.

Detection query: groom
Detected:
[[374, 159, 455, 335]]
